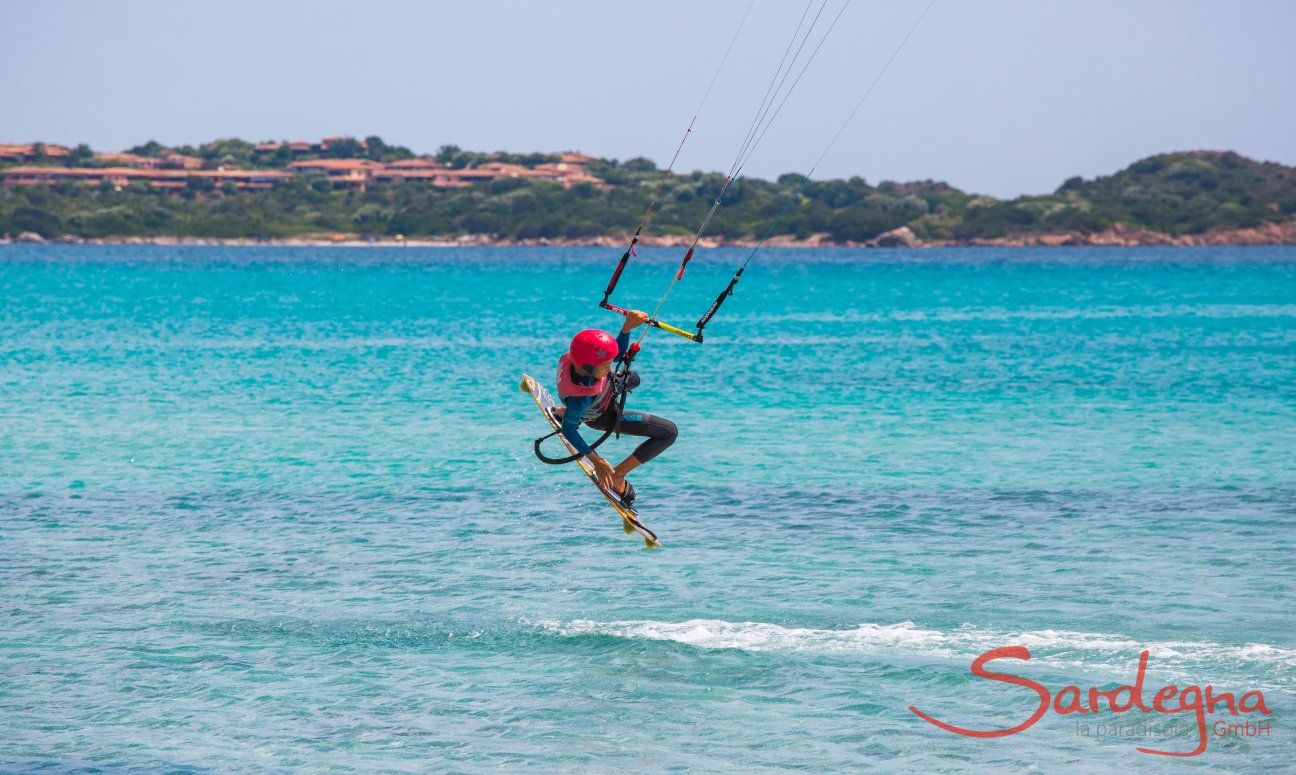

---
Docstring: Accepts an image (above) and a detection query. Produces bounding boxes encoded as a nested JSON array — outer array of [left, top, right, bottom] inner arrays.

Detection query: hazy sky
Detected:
[[2, 0, 1293, 197]]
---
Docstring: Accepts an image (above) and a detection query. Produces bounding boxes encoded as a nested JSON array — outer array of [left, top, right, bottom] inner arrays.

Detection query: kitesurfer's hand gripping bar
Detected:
[[600, 301, 702, 343]]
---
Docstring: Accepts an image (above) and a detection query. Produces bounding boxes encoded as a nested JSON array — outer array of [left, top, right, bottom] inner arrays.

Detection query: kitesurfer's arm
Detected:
[[614, 329, 631, 362], [560, 397, 617, 487], [614, 310, 646, 362], [588, 451, 616, 489], [560, 395, 594, 456]]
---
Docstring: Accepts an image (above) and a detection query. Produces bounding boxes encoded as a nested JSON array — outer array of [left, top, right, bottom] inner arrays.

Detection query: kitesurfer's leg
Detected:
[[613, 453, 642, 480], [612, 412, 677, 465], [585, 411, 677, 497]]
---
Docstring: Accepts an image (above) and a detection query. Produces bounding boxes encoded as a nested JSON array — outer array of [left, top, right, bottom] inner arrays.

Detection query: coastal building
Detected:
[[554, 170, 609, 188], [560, 151, 598, 165], [533, 162, 572, 175], [374, 169, 471, 188], [0, 142, 72, 162], [81, 152, 203, 170], [478, 161, 541, 177], [253, 140, 316, 157], [2, 166, 139, 187], [3, 141, 608, 191], [183, 169, 291, 189], [93, 152, 159, 169], [452, 158, 606, 188], [256, 137, 368, 156], [321, 136, 368, 151], [1, 166, 290, 190], [384, 158, 442, 171], [288, 158, 386, 191], [162, 153, 205, 170], [373, 166, 493, 188], [374, 158, 477, 188], [533, 160, 608, 188]]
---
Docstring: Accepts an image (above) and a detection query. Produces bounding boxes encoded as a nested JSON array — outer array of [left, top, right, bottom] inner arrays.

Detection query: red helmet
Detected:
[[569, 329, 619, 367]]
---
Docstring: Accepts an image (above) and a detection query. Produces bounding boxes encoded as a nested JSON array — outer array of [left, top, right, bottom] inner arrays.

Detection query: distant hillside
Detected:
[[946, 151, 1296, 241], [2, 138, 1294, 245]]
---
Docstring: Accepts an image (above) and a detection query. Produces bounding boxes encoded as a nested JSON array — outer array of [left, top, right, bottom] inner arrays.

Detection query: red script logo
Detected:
[[908, 646, 1272, 757]]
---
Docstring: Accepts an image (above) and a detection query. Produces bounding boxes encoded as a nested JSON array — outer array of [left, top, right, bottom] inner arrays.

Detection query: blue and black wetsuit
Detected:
[[560, 330, 678, 463]]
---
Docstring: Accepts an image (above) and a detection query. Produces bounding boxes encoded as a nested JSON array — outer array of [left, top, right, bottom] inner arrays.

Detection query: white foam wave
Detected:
[[545, 619, 947, 654], [536, 618, 1296, 689]]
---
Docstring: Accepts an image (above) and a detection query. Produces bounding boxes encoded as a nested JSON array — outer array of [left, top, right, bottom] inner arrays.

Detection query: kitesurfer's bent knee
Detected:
[[586, 411, 677, 463]]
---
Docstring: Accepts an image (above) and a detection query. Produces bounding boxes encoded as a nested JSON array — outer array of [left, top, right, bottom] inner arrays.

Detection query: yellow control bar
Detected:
[[601, 302, 702, 343]]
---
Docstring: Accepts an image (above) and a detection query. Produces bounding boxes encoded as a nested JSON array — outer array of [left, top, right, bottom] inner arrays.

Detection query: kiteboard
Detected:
[[520, 373, 661, 549]]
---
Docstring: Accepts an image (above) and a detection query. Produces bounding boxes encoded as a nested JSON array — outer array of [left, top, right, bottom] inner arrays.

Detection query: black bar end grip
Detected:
[[602, 251, 631, 301], [697, 274, 740, 331]]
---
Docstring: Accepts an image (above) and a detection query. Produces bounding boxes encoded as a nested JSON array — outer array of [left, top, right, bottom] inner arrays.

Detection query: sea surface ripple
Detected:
[[1, 245, 1294, 772]]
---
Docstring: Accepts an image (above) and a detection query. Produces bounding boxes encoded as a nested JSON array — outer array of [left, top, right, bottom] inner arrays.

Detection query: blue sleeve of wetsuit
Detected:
[[615, 329, 631, 362], [560, 395, 594, 456]]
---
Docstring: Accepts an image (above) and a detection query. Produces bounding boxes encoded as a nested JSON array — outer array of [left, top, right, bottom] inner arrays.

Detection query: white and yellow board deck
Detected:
[[520, 374, 661, 548]]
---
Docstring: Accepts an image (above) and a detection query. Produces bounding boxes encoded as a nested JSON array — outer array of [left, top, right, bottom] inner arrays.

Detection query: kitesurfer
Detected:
[[554, 311, 677, 506]]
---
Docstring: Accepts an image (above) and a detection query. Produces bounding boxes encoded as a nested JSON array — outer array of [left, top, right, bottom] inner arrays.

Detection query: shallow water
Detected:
[[2, 244, 1293, 772]]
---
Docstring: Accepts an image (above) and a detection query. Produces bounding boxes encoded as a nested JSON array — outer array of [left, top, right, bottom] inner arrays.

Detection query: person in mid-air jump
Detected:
[[553, 310, 677, 506]]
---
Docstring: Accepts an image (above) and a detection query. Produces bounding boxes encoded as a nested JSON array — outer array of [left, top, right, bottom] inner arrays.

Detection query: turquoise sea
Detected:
[[2, 244, 1294, 772]]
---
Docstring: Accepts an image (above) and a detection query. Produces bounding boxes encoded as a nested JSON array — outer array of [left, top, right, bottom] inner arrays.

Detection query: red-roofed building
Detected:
[[163, 153, 204, 170], [199, 168, 293, 190], [443, 167, 510, 183], [560, 151, 599, 165], [94, 152, 159, 169], [385, 158, 442, 170], [1, 165, 291, 190], [289, 158, 385, 190], [0, 144, 33, 162], [532, 161, 610, 189], [2, 166, 145, 187], [556, 171, 609, 189], [534, 162, 587, 177], [320, 136, 368, 151], [374, 169, 473, 188], [0, 142, 72, 162], [258, 140, 317, 157], [373, 159, 608, 190], [478, 161, 546, 178]]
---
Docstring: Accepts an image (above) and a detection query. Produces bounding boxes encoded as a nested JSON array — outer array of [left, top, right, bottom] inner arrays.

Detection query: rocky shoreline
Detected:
[[4, 219, 1295, 249]]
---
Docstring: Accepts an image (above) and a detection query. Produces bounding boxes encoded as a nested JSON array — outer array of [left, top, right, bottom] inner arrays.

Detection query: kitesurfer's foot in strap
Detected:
[[610, 454, 644, 507], [612, 478, 636, 507]]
